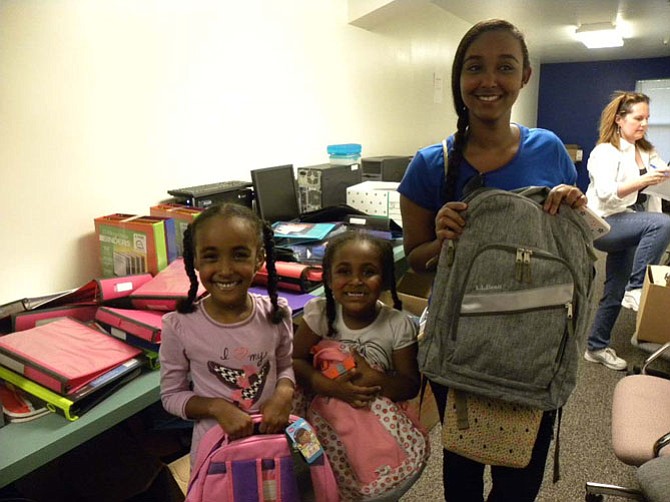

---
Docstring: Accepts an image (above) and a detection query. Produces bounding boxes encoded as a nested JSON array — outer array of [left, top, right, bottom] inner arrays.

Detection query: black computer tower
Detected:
[[361, 156, 412, 182], [297, 164, 362, 213]]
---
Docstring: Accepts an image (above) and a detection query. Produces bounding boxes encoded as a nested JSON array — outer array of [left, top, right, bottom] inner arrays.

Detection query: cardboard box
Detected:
[[381, 269, 432, 317], [149, 203, 203, 257], [382, 270, 438, 430], [407, 377, 440, 431], [396, 269, 432, 317], [95, 214, 171, 278], [564, 143, 583, 163], [346, 181, 402, 227], [636, 265, 670, 344]]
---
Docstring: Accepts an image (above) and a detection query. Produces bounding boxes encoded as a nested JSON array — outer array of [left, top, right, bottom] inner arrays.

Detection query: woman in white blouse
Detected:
[[584, 91, 670, 371]]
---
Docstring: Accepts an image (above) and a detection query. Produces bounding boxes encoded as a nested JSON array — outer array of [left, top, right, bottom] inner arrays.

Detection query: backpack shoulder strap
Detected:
[[188, 424, 227, 492], [424, 137, 451, 273]]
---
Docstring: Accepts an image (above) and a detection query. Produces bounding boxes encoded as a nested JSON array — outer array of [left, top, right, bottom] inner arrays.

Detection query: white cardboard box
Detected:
[[346, 181, 402, 227]]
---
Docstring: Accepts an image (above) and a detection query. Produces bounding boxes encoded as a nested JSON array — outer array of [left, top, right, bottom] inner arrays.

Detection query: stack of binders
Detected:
[[0, 318, 144, 421], [0, 259, 204, 419], [6, 274, 154, 332], [0, 274, 160, 420], [94, 257, 206, 369], [95, 307, 163, 369]]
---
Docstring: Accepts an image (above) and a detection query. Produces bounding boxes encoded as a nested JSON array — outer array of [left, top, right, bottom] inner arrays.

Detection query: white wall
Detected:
[[0, 0, 538, 304]]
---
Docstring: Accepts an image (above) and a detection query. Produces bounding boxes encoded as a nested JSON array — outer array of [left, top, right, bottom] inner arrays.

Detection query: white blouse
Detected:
[[585, 137, 665, 217]]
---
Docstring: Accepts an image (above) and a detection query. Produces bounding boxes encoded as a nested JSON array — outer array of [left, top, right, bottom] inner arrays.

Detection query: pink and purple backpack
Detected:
[[307, 340, 430, 501], [186, 415, 340, 502]]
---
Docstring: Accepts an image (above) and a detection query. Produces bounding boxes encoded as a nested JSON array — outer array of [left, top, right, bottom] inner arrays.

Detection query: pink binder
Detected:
[[1, 275, 153, 327], [39, 274, 154, 310], [95, 307, 163, 343], [12, 304, 98, 332], [95, 274, 154, 301], [129, 258, 206, 311], [0, 318, 142, 395]]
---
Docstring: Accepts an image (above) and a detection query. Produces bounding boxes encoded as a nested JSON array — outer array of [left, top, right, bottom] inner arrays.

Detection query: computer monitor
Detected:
[[250, 164, 301, 223]]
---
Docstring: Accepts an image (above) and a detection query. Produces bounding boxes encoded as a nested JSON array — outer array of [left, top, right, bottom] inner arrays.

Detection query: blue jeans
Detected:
[[586, 208, 670, 351]]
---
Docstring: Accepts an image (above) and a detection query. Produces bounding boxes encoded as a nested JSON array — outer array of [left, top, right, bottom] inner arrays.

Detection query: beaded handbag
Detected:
[[442, 388, 543, 468]]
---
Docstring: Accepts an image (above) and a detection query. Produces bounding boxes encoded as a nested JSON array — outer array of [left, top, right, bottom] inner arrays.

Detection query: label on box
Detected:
[[98, 226, 149, 277], [649, 265, 670, 286]]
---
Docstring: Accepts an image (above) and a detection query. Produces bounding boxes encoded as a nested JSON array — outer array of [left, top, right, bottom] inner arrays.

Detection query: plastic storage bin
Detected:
[[327, 143, 362, 166]]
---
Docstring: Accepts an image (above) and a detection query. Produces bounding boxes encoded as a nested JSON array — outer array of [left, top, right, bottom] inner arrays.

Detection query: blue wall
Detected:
[[538, 57, 670, 192]]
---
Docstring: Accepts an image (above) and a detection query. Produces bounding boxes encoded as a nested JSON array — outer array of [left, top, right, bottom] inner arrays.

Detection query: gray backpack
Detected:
[[419, 186, 596, 410]]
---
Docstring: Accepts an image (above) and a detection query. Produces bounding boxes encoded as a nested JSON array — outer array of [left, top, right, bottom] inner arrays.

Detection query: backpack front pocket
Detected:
[[448, 245, 575, 390]]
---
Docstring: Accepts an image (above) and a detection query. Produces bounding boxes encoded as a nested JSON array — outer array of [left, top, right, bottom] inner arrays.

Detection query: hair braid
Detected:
[[383, 243, 403, 311], [261, 220, 285, 324], [324, 287, 338, 337], [377, 237, 402, 310], [176, 226, 200, 313], [444, 114, 470, 202]]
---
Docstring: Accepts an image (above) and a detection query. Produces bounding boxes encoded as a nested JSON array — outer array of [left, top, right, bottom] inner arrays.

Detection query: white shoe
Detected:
[[621, 289, 642, 312], [584, 348, 628, 371]]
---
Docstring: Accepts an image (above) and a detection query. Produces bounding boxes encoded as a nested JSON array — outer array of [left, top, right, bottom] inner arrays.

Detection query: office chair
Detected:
[[585, 342, 670, 501], [631, 333, 670, 376]]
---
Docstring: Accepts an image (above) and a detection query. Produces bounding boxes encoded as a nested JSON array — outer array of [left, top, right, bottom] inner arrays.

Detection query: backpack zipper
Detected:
[[515, 248, 533, 283], [451, 244, 576, 341]]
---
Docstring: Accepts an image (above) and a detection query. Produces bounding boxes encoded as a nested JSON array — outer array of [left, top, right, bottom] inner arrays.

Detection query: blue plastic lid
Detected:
[[327, 143, 362, 156]]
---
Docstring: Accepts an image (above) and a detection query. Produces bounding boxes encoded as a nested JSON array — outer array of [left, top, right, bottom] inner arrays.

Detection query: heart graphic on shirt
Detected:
[[208, 360, 270, 408], [233, 347, 249, 360]]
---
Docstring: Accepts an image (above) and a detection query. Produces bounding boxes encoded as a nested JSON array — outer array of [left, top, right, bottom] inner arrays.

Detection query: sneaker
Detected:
[[621, 289, 642, 312], [584, 348, 628, 371]]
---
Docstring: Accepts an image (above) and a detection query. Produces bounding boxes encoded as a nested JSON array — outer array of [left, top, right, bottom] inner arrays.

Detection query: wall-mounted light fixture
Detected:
[[575, 22, 624, 49]]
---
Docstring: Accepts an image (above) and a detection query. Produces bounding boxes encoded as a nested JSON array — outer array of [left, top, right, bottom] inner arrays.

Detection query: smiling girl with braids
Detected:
[[398, 19, 588, 501], [292, 231, 425, 501], [159, 203, 295, 469]]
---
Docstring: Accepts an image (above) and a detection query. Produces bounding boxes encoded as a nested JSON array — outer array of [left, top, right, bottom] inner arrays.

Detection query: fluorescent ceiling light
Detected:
[[575, 22, 624, 49]]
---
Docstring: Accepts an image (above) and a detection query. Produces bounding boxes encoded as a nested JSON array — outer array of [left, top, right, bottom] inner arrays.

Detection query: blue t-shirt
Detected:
[[398, 125, 577, 213]]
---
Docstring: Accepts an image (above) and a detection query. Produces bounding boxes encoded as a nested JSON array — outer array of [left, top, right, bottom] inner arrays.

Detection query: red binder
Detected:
[[12, 304, 99, 332], [1, 274, 153, 327], [129, 258, 206, 311], [0, 318, 142, 395], [40, 274, 153, 308], [95, 307, 163, 343], [253, 261, 323, 293]]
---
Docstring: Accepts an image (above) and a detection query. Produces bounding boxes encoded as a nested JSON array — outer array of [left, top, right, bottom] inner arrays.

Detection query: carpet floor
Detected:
[[400, 250, 670, 501]]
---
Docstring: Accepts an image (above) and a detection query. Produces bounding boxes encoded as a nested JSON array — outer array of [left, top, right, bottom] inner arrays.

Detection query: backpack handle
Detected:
[[513, 185, 552, 204], [190, 414, 302, 487]]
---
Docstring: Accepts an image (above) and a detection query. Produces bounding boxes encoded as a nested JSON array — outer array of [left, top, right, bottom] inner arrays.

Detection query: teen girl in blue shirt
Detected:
[[398, 19, 587, 502]]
